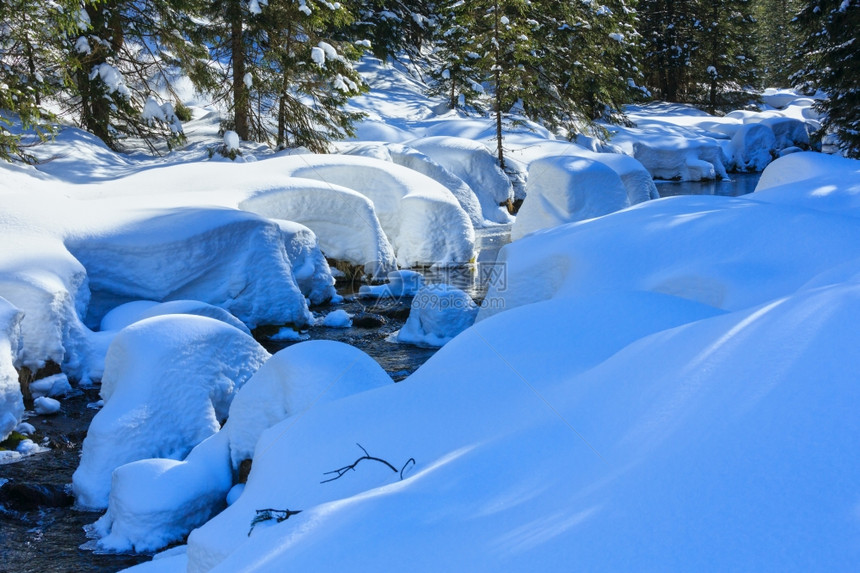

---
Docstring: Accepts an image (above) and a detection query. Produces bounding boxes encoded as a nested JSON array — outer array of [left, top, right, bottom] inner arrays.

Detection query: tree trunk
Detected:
[[229, 0, 248, 140], [493, 0, 505, 170]]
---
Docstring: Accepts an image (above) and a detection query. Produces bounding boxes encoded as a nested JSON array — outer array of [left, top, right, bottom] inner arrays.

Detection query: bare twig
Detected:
[[321, 443, 415, 484], [248, 508, 302, 536]]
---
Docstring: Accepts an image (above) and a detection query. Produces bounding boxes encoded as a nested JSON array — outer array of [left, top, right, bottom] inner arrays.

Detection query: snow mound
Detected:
[[66, 207, 313, 329], [756, 117, 810, 152], [92, 431, 232, 553], [394, 284, 478, 347], [512, 156, 630, 240], [481, 194, 860, 321], [753, 153, 860, 217], [0, 297, 24, 441], [100, 300, 250, 334], [407, 136, 514, 223], [226, 340, 393, 469], [345, 142, 488, 227], [237, 178, 397, 279], [72, 315, 269, 509], [613, 128, 729, 181], [729, 123, 776, 172], [275, 220, 338, 306], [358, 269, 425, 300], [273, 154, 476, 267]]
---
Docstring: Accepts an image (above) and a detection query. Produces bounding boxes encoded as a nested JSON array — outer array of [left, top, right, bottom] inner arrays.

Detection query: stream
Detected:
[[0, 174, 759, 573]]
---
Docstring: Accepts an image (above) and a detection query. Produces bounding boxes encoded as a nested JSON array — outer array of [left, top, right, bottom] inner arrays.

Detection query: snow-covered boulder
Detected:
[[0, 234, 93, 379], [274, 154, 476, 267], [90, 431, 233, 553], [729, 123, 776, 172], [346, 142, 488, 227], [615, 131, 728, 181], [394, 284, 478, 347], [0, 297, 24, 441], [66, 207, 313, 329], [407, 136, 514, 223], [359, 269, 425, 300], [756, 117, 810, 152], [100, 300, 250, 334], [276, 220, 337, 305], [511, 156, 630, 240], [72, 315, 270, 509], [226, 340, 393, 469], [238, 178, 397, 279]]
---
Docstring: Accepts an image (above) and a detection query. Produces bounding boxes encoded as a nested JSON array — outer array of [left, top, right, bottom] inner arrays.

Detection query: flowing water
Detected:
[[0, 175, 759, 573]]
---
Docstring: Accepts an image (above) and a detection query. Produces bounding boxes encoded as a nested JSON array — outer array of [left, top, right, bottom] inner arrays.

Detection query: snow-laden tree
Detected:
[[639, 0, 699, 101], [426, 0, 486, 111], [202, 0, 366, 151], [792, 0, 860, 158], [341, 0, 434, 61], [692, 0, 758, 113], [754, 0, 802, 87], [0, 0, 80, 161], [62, 0, 209, 151]]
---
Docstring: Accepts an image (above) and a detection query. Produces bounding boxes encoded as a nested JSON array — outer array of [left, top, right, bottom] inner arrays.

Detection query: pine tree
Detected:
[[342, 0, 434, 61], [427, 0, 485, 111], [792, 0, 860, 157], [0, 0, 79, 161], [639, 0, 699, 101], [203, 0, 366, 151], [63, 0, 210, 151], [754, 0, 802, 87], [692, 0, 758, 113]]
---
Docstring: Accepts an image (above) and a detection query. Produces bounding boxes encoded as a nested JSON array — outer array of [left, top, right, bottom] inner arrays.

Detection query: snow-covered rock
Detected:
[[226, 341, 393, 469], [90, 431, 232, 553], [615, 130, 728, 181], [729, 123, 776, 172], [407, 136, 514, 223], [100, 300, 250, 335], [481, 192, 860, 321], [275, 154, 476, 267], [756, 117, 810, 152], [511, 156, 630, 240], [72, 315, 270, 509], [28, 373, 72, 399], [394, 284, 478, 347], [345, 142, 488, 227], [238, 178, 397, 279], [359, 269, 425, 300], [66, 207, 313, 329], [0, 297, 24, 440], [33, 395, 61, 415]]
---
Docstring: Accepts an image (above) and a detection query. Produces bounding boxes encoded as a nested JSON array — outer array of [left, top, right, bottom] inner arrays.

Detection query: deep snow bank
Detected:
[[0, 297, 24, 441]]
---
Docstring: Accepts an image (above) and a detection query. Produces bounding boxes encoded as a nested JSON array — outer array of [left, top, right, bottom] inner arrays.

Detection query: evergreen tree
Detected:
[[342, 0, 434, 61], [692, 0, 758, 113], [639, 0, 698, 101], [792, 0, 860, 157], [754, 0, 801, 87], [63, 0, 210, 151], [427, 0, 485, 111], [0, 0, 79, 161], [203, 0, 366, 151]]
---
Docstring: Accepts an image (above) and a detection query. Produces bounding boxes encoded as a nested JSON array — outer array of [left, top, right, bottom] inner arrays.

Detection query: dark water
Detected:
[[0, 175, 755, 573], [655, 172, 761, 198]]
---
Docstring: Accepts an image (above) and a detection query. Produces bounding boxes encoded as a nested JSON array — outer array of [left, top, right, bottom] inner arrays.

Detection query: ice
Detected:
[[72, 315, 269, 509], [512, 156, 631, 240]]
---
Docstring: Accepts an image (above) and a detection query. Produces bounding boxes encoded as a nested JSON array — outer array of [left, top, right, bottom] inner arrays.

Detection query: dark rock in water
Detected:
[[0, 481, 74, 511], [370, 303, 412, 321], [352, 312, 386, 328]]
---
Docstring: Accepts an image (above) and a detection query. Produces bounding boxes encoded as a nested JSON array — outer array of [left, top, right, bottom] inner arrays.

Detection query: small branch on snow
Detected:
[[248, 508, 303, 536], [321, 443, 416, 484]]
